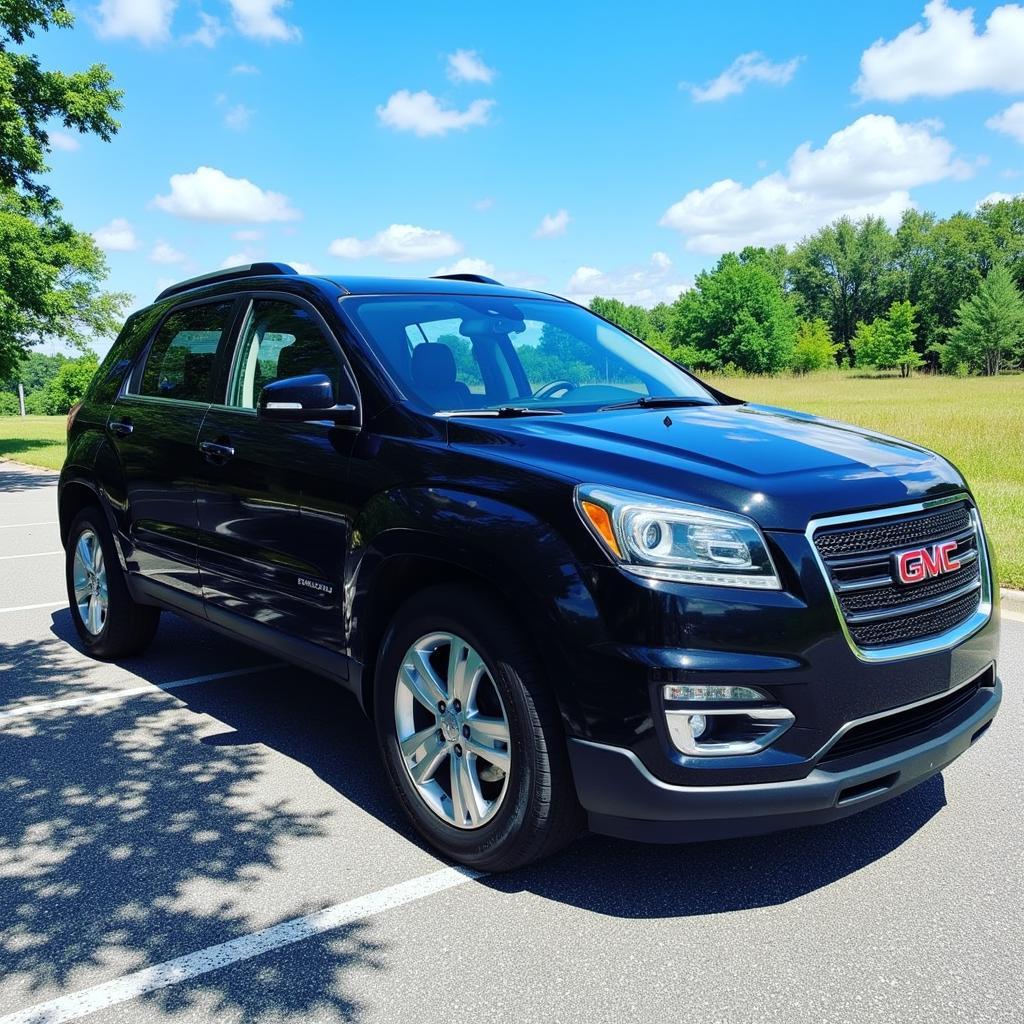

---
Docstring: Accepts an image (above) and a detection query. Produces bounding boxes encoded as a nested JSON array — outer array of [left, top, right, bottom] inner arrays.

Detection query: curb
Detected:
[[1002, 588, 1024, 616]]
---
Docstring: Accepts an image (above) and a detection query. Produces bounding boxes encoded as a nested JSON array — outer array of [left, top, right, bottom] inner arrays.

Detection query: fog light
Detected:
[[663, 684, 766, 702], [665, 706, 795, 757]]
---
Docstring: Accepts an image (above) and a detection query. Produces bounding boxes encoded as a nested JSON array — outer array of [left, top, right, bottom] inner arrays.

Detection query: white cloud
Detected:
[[689, 51, 801, 102], [220, 251, 258, 269], [150, 241, 186, 264], [660, 114, 968, 253], [376, 90, 495, 137], [152, 166, 300, 223], [232, 63, 260, 74], [183, 11, 224, 47], [287, 260, 319, 275], [446, 49, 496, 84], [49, 131, 80, 152], [976, 190, 1022, 208], [224, 103, 255, 131], [92, 0, 176, 45], [433, 257, 497, 277], [226, 0, 300, 42], [473, 197, 494, 212], [856, 1, 1024, 101], [233, 228, 264, 241], [534, 209, 570, 239], [987, 102, 1024, 143], [564, 253, 690, 308], [93, 218, 140, 251], [328, 224, 462, 262]]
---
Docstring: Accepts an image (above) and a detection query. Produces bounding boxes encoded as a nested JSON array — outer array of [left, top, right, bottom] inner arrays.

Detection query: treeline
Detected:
[[592, 198, 1024, 376], [0, 351, 98, 415]]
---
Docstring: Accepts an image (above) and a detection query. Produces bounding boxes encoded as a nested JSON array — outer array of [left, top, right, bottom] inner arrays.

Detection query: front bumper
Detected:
[[569, 677, 1001, 843]]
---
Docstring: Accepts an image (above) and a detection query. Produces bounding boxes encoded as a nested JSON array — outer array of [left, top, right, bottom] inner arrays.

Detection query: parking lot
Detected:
[[1, 459, 1022, 1024]]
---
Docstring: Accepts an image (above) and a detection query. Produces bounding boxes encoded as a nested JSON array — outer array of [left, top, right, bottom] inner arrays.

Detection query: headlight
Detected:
[[575, 485, 781, 590]]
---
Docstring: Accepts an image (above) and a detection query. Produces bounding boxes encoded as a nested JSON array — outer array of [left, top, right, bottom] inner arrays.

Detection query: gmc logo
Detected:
[[895, 541, 961, 585]]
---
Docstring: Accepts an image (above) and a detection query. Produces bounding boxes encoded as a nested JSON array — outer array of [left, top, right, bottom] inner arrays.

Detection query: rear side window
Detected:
[[138, 301, 235, 402]]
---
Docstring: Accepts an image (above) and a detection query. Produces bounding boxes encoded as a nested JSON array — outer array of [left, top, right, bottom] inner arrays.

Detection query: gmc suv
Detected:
[[60, 262, 1002, 870]]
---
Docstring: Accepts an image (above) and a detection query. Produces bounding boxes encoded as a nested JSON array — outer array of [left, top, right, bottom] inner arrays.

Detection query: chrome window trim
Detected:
[[805, 493, 993, 663], [811, 661, 995, 762]]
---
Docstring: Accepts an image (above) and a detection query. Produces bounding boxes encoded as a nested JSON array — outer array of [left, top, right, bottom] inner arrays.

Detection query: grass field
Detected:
[[2, 374, 1022, 586], [0, 414, 66, 470]]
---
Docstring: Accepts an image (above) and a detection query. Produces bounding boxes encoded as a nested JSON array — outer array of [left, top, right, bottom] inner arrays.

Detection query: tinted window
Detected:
[[345, 296, 711, 413], [138, 302, 235, 402], [227, 300, 342, 409]]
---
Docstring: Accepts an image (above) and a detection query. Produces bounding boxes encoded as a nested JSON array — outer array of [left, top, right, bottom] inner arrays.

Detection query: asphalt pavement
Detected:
[[1, 459, 1021, 1024]]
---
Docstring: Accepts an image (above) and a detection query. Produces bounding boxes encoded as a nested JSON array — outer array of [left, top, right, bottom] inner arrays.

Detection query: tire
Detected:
[[374, 584, 582, 871], [65, 506, 160, 659]]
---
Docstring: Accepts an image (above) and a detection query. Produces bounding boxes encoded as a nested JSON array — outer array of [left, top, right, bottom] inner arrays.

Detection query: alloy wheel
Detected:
[[394, 631, 511, 829], [72, 528, 108, 636]]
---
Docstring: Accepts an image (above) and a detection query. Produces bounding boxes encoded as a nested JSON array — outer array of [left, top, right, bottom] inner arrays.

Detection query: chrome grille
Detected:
[[809, 497, 991, 660]]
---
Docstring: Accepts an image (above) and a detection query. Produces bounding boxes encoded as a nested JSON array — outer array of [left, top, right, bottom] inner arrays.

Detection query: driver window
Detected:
[[228, 300, 341, 410]]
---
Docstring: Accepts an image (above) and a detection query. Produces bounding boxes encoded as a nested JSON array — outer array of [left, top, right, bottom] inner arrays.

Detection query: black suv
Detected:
[[60, 262, 1001, 870]]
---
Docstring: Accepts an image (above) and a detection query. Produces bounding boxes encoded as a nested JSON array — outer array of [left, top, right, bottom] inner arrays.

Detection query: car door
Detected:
[[108, 298, 238, 601], [194, 296, 360, 660]]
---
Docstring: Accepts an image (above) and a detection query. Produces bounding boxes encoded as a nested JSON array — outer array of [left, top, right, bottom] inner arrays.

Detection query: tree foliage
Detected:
[[942, 265, 1024, 376], [0, 1, 126, 381], [667, 252, 797, 374], [791, 318, 840, 373], [853, 301, 923, 377]]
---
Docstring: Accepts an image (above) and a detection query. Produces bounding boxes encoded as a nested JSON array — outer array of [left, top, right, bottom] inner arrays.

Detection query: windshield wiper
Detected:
[[439, 406, 565, 418], [599, 395, 717, 411]]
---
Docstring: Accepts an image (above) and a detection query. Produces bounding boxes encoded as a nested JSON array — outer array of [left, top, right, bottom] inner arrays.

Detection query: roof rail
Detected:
[[155, 262, 298, 302], [429, 273, 503, 286]]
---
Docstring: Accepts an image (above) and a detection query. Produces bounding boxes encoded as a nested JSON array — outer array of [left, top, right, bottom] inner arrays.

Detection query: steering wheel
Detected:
[[533, 380, 576, 401]]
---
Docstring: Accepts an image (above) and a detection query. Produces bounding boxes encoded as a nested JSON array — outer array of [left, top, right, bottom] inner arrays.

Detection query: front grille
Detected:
[[811, 499, 986, 653], [821, 673, 987, 763]]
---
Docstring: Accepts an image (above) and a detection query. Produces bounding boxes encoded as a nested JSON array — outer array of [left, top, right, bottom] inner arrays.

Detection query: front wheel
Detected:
[[375, 585, 581, 871]]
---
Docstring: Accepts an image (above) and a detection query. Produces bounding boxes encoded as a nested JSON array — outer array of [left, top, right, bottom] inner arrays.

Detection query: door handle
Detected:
[[199, 440, 236, 461], [108, 417, 133, 437]]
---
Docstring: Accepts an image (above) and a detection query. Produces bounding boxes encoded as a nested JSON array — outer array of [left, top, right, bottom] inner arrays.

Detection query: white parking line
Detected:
[[0, 663, 283, 721], [0, 600, 65, 615], [0, 865, 482, 1024], [0, 550, 62, 560], [0, 521, 58, 529]]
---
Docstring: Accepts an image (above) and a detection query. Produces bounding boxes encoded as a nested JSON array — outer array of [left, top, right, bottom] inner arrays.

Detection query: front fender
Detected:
[[347, 486, 607, 734]]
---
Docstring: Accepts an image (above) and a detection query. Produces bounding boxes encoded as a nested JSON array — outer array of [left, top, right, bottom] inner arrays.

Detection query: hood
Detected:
[[447, 402, 966, 531]]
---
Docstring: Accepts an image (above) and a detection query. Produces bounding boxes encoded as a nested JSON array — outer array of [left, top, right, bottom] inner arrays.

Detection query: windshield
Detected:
[[342, 295, 712, 413]]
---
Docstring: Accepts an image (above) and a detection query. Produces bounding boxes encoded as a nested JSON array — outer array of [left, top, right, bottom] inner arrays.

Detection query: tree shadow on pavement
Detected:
[[0, 463, 59, 491], [0, 628, 388, 1021]]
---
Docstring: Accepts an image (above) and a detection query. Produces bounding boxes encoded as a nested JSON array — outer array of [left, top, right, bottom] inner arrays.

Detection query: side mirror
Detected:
[[257, 373, 358, 424]]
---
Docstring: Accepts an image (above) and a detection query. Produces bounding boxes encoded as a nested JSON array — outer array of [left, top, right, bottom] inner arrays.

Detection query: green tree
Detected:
[[668, 252, 796, 373], [0, 390, 19, 415], [853, 301, 922, 377], [589, 297, 651, 341], [1, 349, 64, 394], [1, 1, 122, 206], [942, 265, 1024, 376], [0, 2, 127, 379], [38, 351, 97, 412], [791, 318, 840, 373], [789, 217, 898, 361]]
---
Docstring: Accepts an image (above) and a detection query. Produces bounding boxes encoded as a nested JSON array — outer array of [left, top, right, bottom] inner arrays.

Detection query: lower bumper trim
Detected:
[[569, 679, 1001, 844]]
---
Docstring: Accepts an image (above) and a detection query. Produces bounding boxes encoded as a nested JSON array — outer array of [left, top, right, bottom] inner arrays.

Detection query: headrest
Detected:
[[411, 343, 457, 389], [277, 338, 324, 381]]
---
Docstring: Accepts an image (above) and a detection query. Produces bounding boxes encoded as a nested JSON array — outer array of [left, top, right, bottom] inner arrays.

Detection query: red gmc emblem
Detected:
[[895, 541, 961, 585]]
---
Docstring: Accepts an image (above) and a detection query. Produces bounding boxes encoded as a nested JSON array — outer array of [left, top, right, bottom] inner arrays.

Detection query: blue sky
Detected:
[[27, 0, 1024, 351]]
